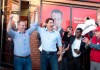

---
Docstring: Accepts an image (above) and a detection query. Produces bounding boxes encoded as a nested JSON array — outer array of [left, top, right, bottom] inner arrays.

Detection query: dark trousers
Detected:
[[40, 51, 58, 70], [73, 57, 82, 70], [59, 57, 68, 70], [84, 51, 90, 70]]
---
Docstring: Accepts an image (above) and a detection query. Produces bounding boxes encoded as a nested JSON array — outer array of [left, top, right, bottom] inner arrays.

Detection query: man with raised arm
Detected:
[[33, 11, 63, 70], [7, 15, 38, 70]]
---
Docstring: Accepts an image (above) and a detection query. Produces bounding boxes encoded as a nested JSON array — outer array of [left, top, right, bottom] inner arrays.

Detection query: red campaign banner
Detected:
[[41, 4, 70, 31], [72, 7, 97, 30]]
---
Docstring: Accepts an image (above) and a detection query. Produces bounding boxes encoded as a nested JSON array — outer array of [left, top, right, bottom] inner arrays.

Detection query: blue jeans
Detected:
[[14, 56, 32, 70], [40, 52, 58, 70]]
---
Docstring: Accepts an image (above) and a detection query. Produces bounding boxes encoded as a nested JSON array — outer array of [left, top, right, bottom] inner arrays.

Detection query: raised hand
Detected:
[[31, 7, 38, 24], [7, 14, 14, 32], [9, 14, 13, 20], [34, 10, 38, 22]]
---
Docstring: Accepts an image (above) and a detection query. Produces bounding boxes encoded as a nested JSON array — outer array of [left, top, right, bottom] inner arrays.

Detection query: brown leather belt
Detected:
[[14, 55, 30, 58]]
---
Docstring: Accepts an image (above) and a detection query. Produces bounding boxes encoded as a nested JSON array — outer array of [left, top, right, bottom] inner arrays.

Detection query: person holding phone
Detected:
[[62, 27, 86, 70]]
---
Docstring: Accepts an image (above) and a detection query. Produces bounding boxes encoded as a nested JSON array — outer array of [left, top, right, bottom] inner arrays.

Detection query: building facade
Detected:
[[0, 0, 100, 70]]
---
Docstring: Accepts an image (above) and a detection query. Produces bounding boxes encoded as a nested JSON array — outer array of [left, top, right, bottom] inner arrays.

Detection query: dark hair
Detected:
[[86, 17, 90, 20], [51, 9, 62, 16], [67, 26, 73, 30], [76, 28, 83, 33], [45, 18, 54, 23], [17, 20, 25, 25], [67, 26, 72, 28]]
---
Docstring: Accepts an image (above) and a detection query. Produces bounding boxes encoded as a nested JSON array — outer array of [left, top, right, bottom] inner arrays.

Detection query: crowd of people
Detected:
[[7, 10, 100, 70]]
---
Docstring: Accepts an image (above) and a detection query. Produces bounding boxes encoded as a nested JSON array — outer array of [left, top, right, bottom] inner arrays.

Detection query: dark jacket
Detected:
[[62, 32, 86, 60]]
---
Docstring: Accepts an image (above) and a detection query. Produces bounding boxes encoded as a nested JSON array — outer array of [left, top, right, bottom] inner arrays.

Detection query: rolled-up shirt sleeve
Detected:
[[7, 29, 15, 38], [89, 43, 100, 50], [57, 32, 62, 47], [26, 22, 39, 35]]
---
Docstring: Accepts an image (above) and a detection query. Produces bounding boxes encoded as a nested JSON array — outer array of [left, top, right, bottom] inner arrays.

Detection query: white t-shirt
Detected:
[[72, 38, 81, 57]]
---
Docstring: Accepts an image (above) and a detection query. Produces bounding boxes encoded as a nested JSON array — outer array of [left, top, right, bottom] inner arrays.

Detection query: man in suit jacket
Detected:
[[62, 28, 86, 70]]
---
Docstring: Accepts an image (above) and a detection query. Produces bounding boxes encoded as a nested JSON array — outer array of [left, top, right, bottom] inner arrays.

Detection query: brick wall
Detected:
[[30, 31, 40, 70]]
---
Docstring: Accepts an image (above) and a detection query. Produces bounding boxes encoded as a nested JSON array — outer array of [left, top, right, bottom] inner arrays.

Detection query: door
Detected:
[[0, 0, 13, 69], [20, 1, 30, 28]]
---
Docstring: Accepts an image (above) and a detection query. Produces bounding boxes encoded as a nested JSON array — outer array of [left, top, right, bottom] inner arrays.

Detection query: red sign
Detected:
[[72, 7, 97, 30]]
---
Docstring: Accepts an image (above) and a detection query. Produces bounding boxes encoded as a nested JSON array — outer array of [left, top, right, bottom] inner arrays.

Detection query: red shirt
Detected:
[[90, 36, 100, 62]]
